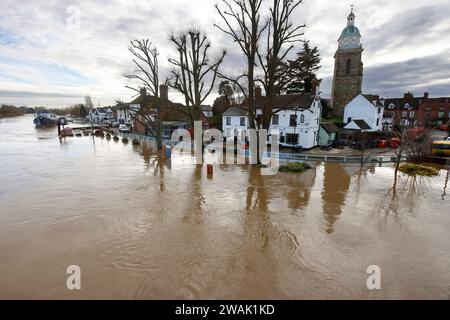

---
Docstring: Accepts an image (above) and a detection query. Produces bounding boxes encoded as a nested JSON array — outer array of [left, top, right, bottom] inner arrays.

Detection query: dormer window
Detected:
[[404, 103, 410, 109], [388, 103, 395, 109]]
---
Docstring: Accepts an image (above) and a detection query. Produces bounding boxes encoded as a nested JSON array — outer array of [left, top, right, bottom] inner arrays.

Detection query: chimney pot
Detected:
[[424, 92, 429, 99]]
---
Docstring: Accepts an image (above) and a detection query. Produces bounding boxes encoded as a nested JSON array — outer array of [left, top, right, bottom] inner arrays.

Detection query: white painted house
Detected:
[[222, 91, 322, 149], [269, 95, 322, 149], [222, 107, 255, 140], [88, 107, 114, 124], [343, 94, 385, 132], [116, 104, 138, 126]]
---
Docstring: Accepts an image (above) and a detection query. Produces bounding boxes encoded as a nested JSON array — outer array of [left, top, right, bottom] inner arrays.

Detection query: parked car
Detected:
[[119, 124, 130, 133], [446, 137, 450, 142]]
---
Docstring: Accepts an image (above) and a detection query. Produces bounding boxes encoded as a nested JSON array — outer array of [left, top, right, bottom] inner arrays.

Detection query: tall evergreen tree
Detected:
[[285, 41, 321, 94]]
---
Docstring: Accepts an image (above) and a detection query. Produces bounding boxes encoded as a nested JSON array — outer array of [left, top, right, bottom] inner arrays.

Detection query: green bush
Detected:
[[279, 162, 312, 173], [399, 164, 439, 177]]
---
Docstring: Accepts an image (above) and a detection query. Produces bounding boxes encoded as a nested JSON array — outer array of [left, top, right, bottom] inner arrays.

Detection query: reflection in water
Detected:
[[285, 167, 316, 212], [443, 170, 449, 200], [246, 166, 269, 211], [0, 116, 450, 299], [321, 164, 351, 234]]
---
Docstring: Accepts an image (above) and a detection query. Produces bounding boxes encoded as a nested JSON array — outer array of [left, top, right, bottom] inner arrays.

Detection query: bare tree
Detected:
[[407, 128, 434, 163], [125, 39, 163, 150], [257, 0, 305, 129], [215, 0, 268, 129], [387, 127, 409, 188], [168, 29, 226, 129]]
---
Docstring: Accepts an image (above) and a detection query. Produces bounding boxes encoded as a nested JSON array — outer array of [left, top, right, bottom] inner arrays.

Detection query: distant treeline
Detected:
[[52, 104, 88, 118], [0, 104, 90, 118], [0, 105, 25, 118]]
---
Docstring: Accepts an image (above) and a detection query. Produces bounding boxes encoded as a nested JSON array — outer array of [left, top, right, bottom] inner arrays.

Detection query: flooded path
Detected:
[[0, 115, 449, 299]]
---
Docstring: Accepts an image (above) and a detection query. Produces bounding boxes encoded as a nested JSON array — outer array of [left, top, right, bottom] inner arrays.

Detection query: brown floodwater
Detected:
[[0, 115, 449, 299]]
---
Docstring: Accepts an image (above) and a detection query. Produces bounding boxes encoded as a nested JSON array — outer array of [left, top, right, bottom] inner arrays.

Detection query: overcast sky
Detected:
[[1, 0, 450, 108]]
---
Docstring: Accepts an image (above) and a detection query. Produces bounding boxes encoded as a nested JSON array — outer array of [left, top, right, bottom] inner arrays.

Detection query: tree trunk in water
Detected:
[[156, 116, 163, 150]]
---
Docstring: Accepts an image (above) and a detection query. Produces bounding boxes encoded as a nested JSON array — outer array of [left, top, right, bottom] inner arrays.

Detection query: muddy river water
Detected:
[[0, 115, 449, 299]]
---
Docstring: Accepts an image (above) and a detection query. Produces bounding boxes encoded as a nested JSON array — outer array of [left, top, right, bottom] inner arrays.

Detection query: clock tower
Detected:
[[330, 7, 364, 115]]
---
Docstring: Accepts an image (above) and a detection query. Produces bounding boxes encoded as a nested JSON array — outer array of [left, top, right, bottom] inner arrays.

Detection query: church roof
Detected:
[[339, 25, 361, 39]]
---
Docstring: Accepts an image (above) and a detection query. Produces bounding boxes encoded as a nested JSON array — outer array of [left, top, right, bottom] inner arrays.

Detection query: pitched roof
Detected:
[[362, 94, 384, 107], [254, 93, 316, 110], [321, 123, 340, 134], [223, 107, 248, 117], [353, 119, 371, 130], [384, 95, 421, 110]]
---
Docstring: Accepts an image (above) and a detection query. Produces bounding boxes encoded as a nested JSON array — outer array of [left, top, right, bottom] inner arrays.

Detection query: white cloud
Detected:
[[0, 0, 449, 107]]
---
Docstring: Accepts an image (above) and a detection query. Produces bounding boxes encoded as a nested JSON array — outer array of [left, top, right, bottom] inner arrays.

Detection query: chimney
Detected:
[[255, 86, 262, 99], [140, 87, 147, 97], [160, 84, 168, 100], [403, 92, 414, 100], [424, 92, 429, 99]]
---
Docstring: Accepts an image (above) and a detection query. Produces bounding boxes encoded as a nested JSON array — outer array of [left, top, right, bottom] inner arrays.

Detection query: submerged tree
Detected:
[[215, 0, 268, 130], [257, 0, 305, 129], [167, 29, 226, 129], [285, 40, 321, 94], [125, 39, 163, 150]]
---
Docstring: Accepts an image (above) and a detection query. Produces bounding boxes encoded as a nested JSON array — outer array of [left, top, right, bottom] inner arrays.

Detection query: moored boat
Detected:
[[33, 112, 58, 127]]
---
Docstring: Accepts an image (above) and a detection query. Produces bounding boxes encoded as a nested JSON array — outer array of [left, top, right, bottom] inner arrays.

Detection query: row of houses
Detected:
[[90, 84, 448, 150], [337, 92, 450, 133]]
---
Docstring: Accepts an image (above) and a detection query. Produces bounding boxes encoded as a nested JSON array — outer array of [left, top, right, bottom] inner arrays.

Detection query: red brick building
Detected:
[[131, 85, 210, 138], [383, 92, 421, 129], [417, 94, 450, 127], [383, 92, 450, 129]]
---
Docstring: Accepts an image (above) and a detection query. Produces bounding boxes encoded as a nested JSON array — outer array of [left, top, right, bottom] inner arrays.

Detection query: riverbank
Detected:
[[0, 110, 24, 118]]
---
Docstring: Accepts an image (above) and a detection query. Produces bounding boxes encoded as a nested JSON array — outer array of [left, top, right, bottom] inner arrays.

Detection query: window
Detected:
[[289, 114, 297, 127], [280, 135, 285, 143], [286, 134, 298, 145], [404, 103, 410, 109], [226, 117, 231, 125], [409, 111, 415, 118], [438, 112, 445, 118], [346, 59, 351, 74], [402, 111, 407, 118], [347, 117, 352, 123], [388, 103, 395, 109], [240, 117, 246, 126], [272, 114, 279, 125], [376, 118, 380, 127], [300, 114, 305, 123], [378, 108, 381, 114]]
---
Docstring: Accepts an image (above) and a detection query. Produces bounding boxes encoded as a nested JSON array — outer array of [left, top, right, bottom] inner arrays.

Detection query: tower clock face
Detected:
[[339, 37, 360, 49]]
